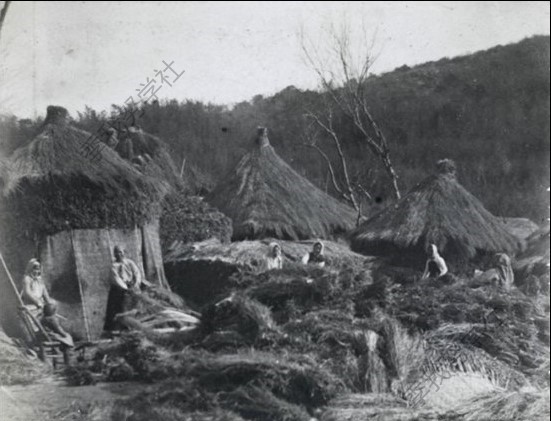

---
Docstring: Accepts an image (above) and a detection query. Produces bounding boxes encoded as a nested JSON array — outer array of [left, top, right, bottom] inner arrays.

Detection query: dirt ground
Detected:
[[0, 378, 152, 421]]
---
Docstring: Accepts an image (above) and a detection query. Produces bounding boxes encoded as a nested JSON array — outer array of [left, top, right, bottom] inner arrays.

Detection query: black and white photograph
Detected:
[[0, 1, 549, 420]]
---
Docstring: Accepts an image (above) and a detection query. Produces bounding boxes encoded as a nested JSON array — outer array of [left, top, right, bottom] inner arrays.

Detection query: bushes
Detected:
[[160, 193, 232, 253]]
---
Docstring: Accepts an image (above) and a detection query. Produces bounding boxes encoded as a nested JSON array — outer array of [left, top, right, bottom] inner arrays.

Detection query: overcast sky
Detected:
[[0, 1, 549, 119]]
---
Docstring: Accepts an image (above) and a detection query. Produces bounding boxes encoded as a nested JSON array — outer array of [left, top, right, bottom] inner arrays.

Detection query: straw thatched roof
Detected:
[[350, 159, 521, 262], [498, 217, 539, 241], [124, 126, 183, 191], [3, 106, 168, 197], [1, 106, 169, 235], [206, 128, 356, 240]]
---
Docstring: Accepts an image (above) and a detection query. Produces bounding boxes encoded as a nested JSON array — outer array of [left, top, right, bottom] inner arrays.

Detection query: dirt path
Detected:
[[0, 378, 152, 421]]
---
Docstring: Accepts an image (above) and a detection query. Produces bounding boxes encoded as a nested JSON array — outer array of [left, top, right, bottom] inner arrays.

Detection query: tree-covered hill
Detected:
[[1, 36, 549, 222]]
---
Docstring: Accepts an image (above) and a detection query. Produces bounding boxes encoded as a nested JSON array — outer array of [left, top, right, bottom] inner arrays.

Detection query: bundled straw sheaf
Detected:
[[207, 128, 356, 240], [350, 159, 521, 261]]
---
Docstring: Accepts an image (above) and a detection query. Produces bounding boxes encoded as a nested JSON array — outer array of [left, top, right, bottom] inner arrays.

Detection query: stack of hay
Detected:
[[0, 326, 49, 385]]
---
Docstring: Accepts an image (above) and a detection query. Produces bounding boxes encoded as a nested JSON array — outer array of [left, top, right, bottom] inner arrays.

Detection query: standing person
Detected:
[[302, 241, 326, 268], [263, 242, 283, 272], [422, 244, 448, 279], [105, 246, 146, 330], [111, 246, 143, 293]]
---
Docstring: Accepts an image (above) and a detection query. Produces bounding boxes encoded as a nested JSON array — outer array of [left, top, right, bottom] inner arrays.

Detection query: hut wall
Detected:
[[1, 221, 167, 341]]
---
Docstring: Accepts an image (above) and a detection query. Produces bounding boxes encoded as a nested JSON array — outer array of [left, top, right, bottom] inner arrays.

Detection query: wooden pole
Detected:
[[0, 252, 51, 341], [0, 252, 24, 308], [179, 157, 186, 178]]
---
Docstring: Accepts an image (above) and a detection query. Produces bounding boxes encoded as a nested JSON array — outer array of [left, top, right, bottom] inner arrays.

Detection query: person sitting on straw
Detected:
[[421, 244, 448, 279], [302, 241, 326, 268], [474, 253, 514, 290], [262, 242, 283, 272]]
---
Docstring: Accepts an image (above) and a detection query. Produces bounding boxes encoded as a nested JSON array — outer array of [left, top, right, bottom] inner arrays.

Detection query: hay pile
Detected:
[[0, 327, 49, 385], [206, 127, 356, 241], [199, 293, 277, 350], [355, 274, 549, 383], [514, 224, 550, 297], [58, 235, 547, 420], [320, 393, 439, 421], [160, 193, 232, 254], [74, 335, 341, 420], [113, 285, 200, 337], [450, 389, 550, 421], [164, 238, 374, 306]]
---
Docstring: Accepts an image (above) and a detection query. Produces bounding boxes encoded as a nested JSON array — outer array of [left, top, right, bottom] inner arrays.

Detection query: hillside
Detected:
[[1, 36, 549, 221]]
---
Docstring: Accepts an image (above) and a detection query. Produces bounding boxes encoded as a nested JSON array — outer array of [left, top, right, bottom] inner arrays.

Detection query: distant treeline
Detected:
[[1, 36, 549, 222]]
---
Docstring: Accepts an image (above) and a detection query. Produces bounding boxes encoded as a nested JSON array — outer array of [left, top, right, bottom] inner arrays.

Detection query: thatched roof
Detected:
[[514, 223, 550, 276], [498, 217, 539, 241], [124, 126, 183, 191], [1, 106, 169, 235], [350, 159, 521, 261], [206, 128, 356, 240], [3, 106, 168, 198]]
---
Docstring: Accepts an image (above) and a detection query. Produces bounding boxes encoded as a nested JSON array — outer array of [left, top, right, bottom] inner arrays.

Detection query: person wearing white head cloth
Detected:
[[302, 241, 326, 268], [422, 244, 448, 279], [263, 242, 283, 272], [21, 259, 50, 315], [494, 253, 514, 290], [474, 253, 514, 290]]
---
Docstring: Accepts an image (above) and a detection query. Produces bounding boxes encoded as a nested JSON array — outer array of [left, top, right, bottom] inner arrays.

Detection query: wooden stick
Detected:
[[179, 157, 186, 178], [0, 252, 25, 308], [0, 252, 51, 341]]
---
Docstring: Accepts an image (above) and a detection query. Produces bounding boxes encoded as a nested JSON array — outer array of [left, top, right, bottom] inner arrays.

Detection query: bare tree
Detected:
[[0, 1, 10, 45], [301, 21, 401, 201]]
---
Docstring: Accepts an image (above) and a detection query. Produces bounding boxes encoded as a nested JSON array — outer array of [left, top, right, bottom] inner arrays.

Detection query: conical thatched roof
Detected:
[[1, 106, 169, 235], [350, 159, 521, 261], [206, 127, 356, 240], [3, 106, 168, 198], [124, 126, 183, 191]]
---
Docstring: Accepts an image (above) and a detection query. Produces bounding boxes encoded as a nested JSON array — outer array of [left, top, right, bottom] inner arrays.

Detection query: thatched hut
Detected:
[[206, 127, 356, 241], [0, 106, 170, 341], [121, 125, 183, 191], [350, 159, 521, 268], [164, 238, 372, 307], [498, 217, 539, 241]]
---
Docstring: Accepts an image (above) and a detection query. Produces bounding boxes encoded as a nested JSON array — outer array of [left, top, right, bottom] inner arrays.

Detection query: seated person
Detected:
[[421, 244, 448, 279], [302, 241, 326, 268], [262, 242, 283, 272], [41, 302, 73, 346], [21, 259, 73, 346], [21, 259, 50, 316], [474, 253, 514, 290]]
